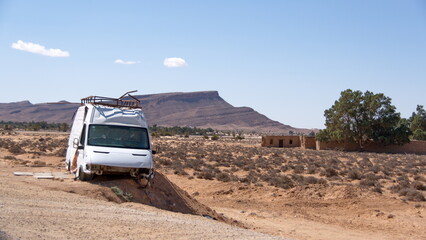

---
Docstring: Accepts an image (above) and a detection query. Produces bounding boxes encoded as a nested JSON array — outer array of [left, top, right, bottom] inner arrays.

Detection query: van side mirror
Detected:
[[152, 150, 157, 155], [77, 145, 84, 150], [73, 138, 79, 148]]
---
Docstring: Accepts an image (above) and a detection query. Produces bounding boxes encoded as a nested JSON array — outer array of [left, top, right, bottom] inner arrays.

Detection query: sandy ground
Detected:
[[0, 132, 425, 240], [166, 174, 426, 240], [0, 161, 285, 240]]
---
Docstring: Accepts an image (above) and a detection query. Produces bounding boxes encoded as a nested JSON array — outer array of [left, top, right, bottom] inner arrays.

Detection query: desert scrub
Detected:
[[389, 175, 426, 201], [3, 155, 17, 160], [195, 169, 215, 180], [0, 138, 12, 148], [29, 160, 47, 167], [293, 164, 305, 174], [111, 186, 133, 202], [216, 172, 231, 182], [347, 169, 363, 180], [398, 188, 425, 201], [359, 178, 380, 189], [8, 142, 26, 154], [414, 175, 426, 183], [306, 166, 318, 174], [303, 176, 328, 185], [269, 175, 295, 189], [210, 134, 220, 140], [173, 166, 189, 176], [412, 181, 426, 191], [184, 159, 204, 170], [156, 158, 172, 166], [152, 137, 426, 200], [239, 171, 258, 184], [320, 167, 339, 178]]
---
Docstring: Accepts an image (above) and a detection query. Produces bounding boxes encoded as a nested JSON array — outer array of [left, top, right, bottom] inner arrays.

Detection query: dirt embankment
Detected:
[[88, 171, 233, 224]]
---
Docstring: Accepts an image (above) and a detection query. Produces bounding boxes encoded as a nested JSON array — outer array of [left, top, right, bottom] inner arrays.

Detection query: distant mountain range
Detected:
[[0, 91, 311, 133]]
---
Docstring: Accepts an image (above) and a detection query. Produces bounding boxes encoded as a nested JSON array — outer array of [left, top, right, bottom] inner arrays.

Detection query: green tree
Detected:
[[211, 134, 220, 140], [58, 123, 69, 132], [410, 105, 426, 140], [321, 89, 410, 148], [30, 123, 41, 131], [4, 124, 14, 131], [413, 129, 426, 141], [315, 129, 331, 142]]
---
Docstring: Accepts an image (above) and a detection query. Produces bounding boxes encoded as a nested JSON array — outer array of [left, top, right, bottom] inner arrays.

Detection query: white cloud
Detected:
[[11, 40, 69, 57], [163, 57, 187, 67], [114, 59, 139, 65]]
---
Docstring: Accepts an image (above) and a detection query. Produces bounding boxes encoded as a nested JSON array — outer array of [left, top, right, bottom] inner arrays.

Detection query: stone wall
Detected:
[[315, 141, 359, 151], [364, 141, 426, 155], [316, 140, 426, 155]]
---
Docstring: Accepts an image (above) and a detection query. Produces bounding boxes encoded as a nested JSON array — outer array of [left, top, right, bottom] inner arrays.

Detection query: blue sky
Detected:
[[0, 0, 425, 129]]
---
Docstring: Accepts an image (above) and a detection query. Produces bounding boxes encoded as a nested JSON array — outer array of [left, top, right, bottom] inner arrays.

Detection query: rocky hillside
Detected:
[[0, 91, 306, 133]]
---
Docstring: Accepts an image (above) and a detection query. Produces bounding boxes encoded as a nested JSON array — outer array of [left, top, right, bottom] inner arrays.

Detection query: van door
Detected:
[[66, 106, 87, 169]]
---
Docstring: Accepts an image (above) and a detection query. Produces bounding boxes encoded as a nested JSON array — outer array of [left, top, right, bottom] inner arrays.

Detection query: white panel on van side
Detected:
[[65, 106, 87, 162]]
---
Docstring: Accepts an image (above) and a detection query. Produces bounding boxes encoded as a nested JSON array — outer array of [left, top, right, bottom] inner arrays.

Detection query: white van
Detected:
[[65, 93, 154, 184]]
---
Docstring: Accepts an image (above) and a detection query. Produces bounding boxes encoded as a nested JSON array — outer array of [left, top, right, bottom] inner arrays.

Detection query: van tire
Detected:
[[78, 167, 93, 181]]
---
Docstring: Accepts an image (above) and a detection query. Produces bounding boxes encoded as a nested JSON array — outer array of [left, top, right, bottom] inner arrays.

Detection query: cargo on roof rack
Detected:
[[80, 90, 141, 109]]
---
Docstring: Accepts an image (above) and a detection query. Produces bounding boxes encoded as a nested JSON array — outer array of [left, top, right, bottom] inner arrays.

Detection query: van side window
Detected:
[[80, 124, 86, 145]]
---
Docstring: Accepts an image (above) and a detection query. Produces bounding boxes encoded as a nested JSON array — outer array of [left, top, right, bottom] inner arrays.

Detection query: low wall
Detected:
[[364, 141, 426, 155], [316, 141, 359, 151], [301, 136, 316, 149], [316, 140, 426, 155]]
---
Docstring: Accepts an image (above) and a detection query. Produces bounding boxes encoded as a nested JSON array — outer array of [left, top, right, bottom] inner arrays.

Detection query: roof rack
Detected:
[[80, 90, 141, 109]]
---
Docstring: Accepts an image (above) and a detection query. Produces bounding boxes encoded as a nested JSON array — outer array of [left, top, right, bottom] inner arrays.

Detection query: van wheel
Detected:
[[136, 174, 150, 188], [78, 167, 93, 181]]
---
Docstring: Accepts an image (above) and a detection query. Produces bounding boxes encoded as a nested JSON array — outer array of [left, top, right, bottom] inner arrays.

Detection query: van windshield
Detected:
[[88, 124, 150, 149]]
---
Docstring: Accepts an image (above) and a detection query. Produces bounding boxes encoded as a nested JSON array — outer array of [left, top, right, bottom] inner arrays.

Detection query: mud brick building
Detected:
[[261, 136, 316, 149], [262, 136, 426, 155]]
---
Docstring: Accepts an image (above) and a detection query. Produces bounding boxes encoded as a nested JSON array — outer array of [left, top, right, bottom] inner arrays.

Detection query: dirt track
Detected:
[[0, 163, 286, 240]]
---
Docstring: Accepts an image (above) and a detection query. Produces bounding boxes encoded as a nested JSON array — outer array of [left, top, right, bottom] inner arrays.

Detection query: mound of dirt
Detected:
[[91, 171, 235, 225]]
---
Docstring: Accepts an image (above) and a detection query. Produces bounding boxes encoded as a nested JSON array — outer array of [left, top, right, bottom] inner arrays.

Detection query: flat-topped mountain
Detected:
[[0, 91, 307, 133]]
